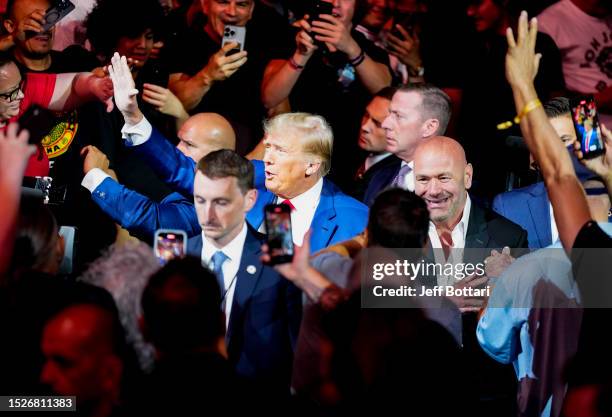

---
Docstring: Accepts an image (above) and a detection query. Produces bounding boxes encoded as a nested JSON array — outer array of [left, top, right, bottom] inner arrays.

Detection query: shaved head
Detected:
[[177, 113, 236, 163], [40, 304, 123, 412], [414, 136, 473, 228]]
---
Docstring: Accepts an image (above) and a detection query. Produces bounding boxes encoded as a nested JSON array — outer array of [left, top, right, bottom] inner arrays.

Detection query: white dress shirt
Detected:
[[550, 202, 559, 244], [201, 223, 248, 329], [428, 195, 472, 286], [279, 178, 324, 246]]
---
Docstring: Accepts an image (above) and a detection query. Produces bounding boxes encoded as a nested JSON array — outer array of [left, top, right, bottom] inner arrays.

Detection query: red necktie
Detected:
[[281, 199, 296, 212]]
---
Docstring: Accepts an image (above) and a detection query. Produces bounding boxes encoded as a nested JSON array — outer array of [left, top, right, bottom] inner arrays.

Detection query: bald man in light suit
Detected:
[[80, 113, 236, 241]]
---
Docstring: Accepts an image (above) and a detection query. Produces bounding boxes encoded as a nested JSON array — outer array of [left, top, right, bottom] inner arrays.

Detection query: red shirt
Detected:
[[4, 73, 57, 177]]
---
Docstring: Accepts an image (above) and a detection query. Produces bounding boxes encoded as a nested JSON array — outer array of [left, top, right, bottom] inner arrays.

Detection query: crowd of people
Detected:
[[0, 0, 611, 416]]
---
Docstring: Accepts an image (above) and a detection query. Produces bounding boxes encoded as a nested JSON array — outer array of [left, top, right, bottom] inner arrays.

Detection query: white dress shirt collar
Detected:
[[278, 177, 324, 246], [201, 222, 248, 266], [365, 152, 391, 172]]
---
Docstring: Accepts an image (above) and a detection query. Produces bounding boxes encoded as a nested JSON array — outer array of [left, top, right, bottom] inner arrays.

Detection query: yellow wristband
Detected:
[[497, 98, 542, 130]]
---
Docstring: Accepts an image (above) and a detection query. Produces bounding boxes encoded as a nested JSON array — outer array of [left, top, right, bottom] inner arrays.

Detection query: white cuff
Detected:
[[121, 116, 152, 146], [81, 168, 111, 193]]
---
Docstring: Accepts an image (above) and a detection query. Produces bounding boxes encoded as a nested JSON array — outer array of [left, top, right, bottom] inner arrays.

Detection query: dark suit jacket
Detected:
[[492, 181, 551, 249], [350, 154, 400, 202], [362, 155, 402, 206], [187, 226, 302, 392]]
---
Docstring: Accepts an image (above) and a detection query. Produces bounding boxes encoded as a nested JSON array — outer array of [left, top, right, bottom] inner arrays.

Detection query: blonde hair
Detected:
[[264, 112, 333, 176]]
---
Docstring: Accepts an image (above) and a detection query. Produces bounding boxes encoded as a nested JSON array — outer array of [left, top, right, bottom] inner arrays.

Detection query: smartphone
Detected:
[[264, 204, 294, 265], [308, 0, 334, 49], [18, 105, 57, 145], [571, 96, 605, 159], [222, 25, 246, 56], [41, 0, 76, 32], [309, 0, 334, 24], [153, 229, 187, 264]]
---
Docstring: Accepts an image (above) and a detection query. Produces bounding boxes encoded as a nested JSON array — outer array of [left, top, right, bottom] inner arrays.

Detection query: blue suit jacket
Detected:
[[492, 182, 551, 249], [91, 177, 200, 241], [133, 127, 369, 252], [187, 227, 302, 390]]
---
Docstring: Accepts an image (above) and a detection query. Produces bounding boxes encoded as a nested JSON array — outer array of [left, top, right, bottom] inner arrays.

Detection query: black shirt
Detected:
[[164, 13, 293, 155], [286, 29, 391, 189]]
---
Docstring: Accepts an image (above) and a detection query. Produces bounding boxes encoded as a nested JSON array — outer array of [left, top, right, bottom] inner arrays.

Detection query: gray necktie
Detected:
[[391, 164, 412, 188], [211, 251, 229, 294]]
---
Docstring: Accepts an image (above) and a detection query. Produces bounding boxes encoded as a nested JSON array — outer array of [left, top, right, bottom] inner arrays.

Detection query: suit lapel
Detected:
[[226, 228, 263, 353], [464, 203, 491, 265], [311, 180, 338, 250], [247, 189, 276, 230], [526, 182, 552, 247]]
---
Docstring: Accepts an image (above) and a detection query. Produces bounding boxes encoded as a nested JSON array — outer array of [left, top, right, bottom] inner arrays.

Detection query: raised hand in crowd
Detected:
[[293, 17, 318, 63], [505, 11, 590, 250], [262, 230, 338, 304], [0, 123, 35, 275], [201, 42, 248, 84], [574, 123, 612, 199], [108, 52, 142, 125], [311, 13, 360, 56], [142, 83, 189, 123], [5, 7, 45, 42], [385, 24, 423, 78]]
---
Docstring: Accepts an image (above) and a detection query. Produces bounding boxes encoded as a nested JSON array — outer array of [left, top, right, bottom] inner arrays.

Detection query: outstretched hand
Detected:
[[0, 123, 35, 184], [261, 230, 312, 282], [108, 52, 142, 124], [574, 123, 612, 183], [505, 11, 542, 89]]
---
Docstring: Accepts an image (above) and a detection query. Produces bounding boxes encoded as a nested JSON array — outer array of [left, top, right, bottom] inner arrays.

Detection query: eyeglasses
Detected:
[[0, 80, 24, 102]]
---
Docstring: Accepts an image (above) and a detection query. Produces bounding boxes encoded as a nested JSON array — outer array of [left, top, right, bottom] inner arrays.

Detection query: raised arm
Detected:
[[505, 12, 590, 250], [168, 42, 247, 111], [0, 124, 36, 276], [48, 72, 114, 113]]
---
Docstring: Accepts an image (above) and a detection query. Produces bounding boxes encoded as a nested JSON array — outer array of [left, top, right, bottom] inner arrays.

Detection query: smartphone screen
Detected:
[[264, 204, 294, 265], [154, 229, 187, 264], [571, 96, 605, 159]]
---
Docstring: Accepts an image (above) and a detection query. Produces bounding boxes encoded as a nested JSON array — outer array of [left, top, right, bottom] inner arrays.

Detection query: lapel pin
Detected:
[[246, 265, 257, 275]]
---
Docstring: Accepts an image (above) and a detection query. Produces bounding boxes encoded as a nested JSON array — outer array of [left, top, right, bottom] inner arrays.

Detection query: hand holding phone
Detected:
[[264, 204, 294, 265], [154, 229, 187, 264], [222, 25, 246, 56], [41, 0, 76, 32], [571, 96, 605, 159], [18, 105, 57, 145]]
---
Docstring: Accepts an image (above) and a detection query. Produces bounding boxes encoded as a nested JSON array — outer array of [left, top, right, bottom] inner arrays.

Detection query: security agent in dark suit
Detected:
[[350, 86, 398, 201], [413, 135, 528, 417], [186, 150, 302, 395], [363, 84, 452, 206]]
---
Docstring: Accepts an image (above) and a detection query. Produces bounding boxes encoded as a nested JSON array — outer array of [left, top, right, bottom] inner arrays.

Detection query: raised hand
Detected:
[[0, 123, 35, 183], [11, 9, 46, 41], [311, 14, 360, 57], [574, 123, 612, 183], [108, 52, 142, 124], [505, 11, 542, 89], [202, 42, 248, 83], [142, 83, 187, 119], [385, 24, 422, 74]]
